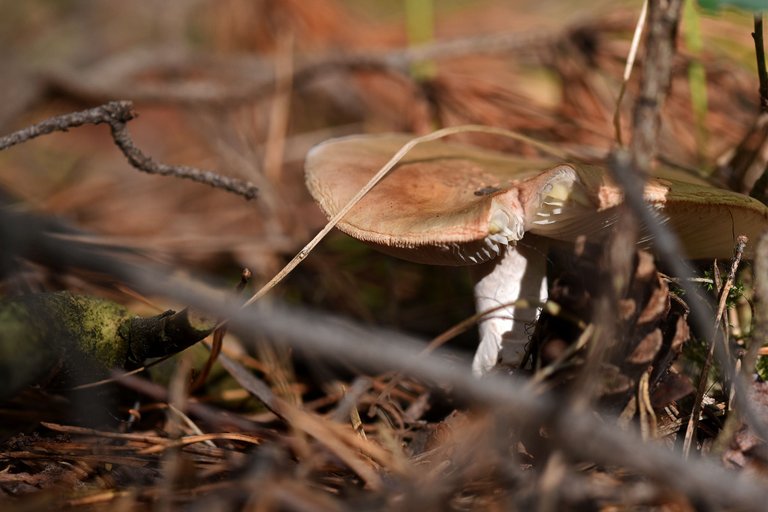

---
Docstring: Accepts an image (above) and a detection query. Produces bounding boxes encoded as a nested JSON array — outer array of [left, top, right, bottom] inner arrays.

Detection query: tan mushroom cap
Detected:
[[305, 133, 768, 265]]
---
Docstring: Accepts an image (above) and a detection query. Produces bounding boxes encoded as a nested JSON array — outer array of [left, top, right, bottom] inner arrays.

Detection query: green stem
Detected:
[[405, 0, 436, 80], [683, 0, 709, 162]]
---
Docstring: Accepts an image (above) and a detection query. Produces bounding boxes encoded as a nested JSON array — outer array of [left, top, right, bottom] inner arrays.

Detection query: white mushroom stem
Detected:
[[471, 243, 547, 376]]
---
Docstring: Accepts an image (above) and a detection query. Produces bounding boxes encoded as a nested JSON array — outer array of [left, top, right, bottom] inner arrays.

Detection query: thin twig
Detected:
[[613, 0, 649, 146], [753, 13, 768, 113], [191, 268, 251, 392], [373, 297, 552, 406], [721, 15, 768, 196], [0, 101, 131, 150], [0, 101, 258, 200], [682, 236, 748, 457]]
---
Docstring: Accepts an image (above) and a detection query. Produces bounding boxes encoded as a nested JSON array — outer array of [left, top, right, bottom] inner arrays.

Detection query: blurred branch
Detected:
[[3, 202, 768, 510], [753, 234, 768, 371], [0, 101, 258, 200], [44, 28, 566, 105], [629, 0, 683, 176], [591, 0, 681, 414]]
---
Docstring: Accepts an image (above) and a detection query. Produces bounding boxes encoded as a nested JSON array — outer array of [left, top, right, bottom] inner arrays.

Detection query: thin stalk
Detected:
[[754, 13, 768, 112]]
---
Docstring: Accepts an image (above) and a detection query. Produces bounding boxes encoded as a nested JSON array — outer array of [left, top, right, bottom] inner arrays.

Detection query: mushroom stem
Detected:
[[472, 242, 547, 376]]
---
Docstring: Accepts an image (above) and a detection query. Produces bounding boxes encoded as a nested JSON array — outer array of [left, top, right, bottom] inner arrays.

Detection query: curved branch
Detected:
[[0, 101, 258, 200]]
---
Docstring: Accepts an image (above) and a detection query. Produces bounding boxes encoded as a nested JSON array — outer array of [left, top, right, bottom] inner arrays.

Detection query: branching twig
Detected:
[[0, 101, 128, 149], [683, 236, 747, 457], [0, 101, 258, 200]]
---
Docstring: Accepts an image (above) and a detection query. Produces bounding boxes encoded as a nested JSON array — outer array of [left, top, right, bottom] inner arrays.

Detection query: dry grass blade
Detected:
[[217, 352, 395, 490], [683, 235, 748, 457], [192, 268, 251, 391], [137, 432, 264, 455], [239, 125, 568, 310], [613, 0, 648, 146]]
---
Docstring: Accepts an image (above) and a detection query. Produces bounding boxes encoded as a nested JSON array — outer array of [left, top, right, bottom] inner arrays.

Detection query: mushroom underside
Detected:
[[472, 243, 548, 375]]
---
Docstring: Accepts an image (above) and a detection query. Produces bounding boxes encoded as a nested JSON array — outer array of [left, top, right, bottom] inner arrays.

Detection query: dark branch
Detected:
[[3, 204, 768, 510], [0, 101, 135, 150], [44, 29, 564, 106], [753, 14, 768, 113], [0, 101, 258, 200]]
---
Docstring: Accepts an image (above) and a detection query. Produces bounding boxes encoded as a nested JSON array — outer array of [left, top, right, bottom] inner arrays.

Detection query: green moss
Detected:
[[757, 355, 768, 382], [0, 292, 214, 398], [44, 292, 132, 369], [0, 300, 60, 394], [0, 292, 133, 397]]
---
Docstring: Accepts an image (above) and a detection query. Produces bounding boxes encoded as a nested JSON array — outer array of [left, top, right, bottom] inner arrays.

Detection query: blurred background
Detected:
[[0, 0, 761, 333]]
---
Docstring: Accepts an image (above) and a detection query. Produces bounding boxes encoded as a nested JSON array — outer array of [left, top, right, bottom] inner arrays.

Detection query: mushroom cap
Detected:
[[305, 133, 768, 265]]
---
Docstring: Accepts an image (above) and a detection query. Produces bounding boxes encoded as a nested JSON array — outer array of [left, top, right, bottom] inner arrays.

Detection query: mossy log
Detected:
[[0, 291, 215, 399]]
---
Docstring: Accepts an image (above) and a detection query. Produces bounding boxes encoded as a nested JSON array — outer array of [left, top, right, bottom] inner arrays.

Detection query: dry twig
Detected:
[[683, 236, 748, 456], [0, 101, 258, 200], [753, 14, 768, 113]]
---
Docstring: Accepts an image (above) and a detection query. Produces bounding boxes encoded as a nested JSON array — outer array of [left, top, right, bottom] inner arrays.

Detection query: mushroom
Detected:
[[304, 133, 768, 375]]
